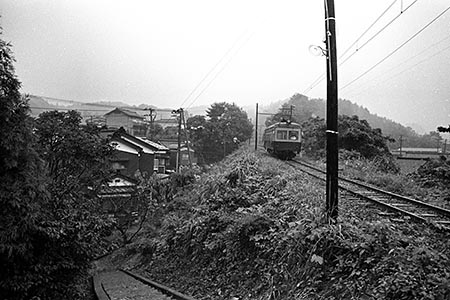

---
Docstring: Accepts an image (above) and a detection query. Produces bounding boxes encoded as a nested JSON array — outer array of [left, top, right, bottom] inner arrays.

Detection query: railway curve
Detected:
[[288, 159, 450, 230]]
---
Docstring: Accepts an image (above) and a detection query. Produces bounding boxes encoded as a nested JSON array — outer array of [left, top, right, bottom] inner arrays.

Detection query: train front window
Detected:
[[289, 131, 298, 140], [276, 130, 288, 140]]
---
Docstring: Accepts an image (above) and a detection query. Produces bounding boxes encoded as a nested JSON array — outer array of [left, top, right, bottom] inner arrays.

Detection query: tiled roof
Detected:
[[98, 185, 136, 197], [136, 137, 169, 151], [104, 107, 144, 119]]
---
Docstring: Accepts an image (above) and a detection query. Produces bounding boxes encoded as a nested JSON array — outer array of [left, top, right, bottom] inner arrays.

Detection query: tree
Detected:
[[301, 115, 394, 159], [187, 102, 253, 163], [35, 110, 114, 198], [301, 117, 327, 158], [0, 32, 56, 299], [1, 31, 116, 297], [437, 125, 450, 133], [148, 122, 164, 139], [338, 115, 392, 158], [265, 103, 299, 126]]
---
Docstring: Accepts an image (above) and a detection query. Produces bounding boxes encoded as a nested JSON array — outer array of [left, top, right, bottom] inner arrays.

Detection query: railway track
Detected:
[[93, 270, 197, 300], [289, 159, 450, 230]]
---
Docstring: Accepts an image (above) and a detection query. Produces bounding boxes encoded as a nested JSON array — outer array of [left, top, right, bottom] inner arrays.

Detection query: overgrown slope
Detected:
[[121, 148, 449, 300]]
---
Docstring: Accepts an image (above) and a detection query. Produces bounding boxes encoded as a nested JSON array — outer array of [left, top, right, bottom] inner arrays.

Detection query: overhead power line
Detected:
[[303, 0, 419, 95], [339, 0, 419, 66], [178, 30, 251, 109], [185, 31, 254, 109], [340, 5, 450, 91], [343, 33, 450, 96], [345, 40, 450, 99], [338, 0, 399, 61]]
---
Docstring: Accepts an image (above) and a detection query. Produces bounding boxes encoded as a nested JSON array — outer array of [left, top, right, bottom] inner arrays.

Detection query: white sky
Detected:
[[1, 0, 449, 133]]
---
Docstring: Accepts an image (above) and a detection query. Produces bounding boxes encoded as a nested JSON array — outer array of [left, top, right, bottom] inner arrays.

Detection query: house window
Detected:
[[154, 158, 166, 173], [112, 162, 126, 170]]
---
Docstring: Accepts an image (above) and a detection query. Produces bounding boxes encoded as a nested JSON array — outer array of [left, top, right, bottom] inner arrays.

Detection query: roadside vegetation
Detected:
[[101, 148, 450, 300], [3, 28, 449, 299], [1, 34, 116, 299]]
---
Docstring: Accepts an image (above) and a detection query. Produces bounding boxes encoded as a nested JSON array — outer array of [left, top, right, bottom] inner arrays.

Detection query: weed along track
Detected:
[[288, 159, 450, 230], [93, 270, 197, 300]]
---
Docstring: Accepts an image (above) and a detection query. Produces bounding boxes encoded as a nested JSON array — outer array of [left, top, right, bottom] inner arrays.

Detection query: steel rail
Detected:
[[120, 269, 197, 300], [288, 159, 450, 227], [292, 159, 450, 217]]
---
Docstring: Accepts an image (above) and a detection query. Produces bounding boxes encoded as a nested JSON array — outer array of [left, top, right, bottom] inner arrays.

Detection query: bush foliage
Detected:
[[1, 36, 114, 299], [133, 149, 450, 300]]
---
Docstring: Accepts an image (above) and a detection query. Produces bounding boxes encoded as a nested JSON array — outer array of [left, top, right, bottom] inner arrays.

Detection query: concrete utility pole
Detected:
[[325, 0, 339, 221]]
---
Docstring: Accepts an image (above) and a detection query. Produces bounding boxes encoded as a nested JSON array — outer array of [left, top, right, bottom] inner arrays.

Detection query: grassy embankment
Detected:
[[106, 147, 449, 300]]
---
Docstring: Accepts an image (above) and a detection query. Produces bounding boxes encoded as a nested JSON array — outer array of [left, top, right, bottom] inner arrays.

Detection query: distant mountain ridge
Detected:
[[258, 93, 418, 137], [27, 95, 173, 117], [256, 93, 446, 149]]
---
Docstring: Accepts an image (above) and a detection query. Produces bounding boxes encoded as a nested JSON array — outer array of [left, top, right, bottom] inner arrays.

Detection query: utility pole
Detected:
[[181, 111, 192, 168], [143, 108, 156, 139], [255, 103, 259, 151], [172, 108, 183, 172], [399, 135, 405, 157], [325, 0, 339, 221], [289, 105, 295, 122]]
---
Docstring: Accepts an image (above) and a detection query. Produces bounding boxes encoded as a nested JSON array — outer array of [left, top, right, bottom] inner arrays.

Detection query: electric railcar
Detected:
[[263, 121, 302, 160]]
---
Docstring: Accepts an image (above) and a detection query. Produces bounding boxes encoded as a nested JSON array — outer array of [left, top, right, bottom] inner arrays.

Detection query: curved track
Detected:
[[289, 159, 450, 230], [93, 270, 197, 300]]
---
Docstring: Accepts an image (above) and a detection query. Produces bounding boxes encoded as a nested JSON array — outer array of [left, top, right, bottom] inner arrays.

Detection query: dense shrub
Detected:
[[1, 36, 113, 299], [138, 148, 449, 300], [415, 157, 450, 186]]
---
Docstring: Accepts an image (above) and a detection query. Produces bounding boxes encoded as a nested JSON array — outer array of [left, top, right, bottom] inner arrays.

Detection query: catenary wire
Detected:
[[178, 30, 251, 109], [339, 0, 419, 66], [185, 31, 254, 110], [303, 0, 419, 95], [344, 40, 450, 99], [340, 5, 450, 92], [343, 33, 450, 96], [338, 0, 399, 60]]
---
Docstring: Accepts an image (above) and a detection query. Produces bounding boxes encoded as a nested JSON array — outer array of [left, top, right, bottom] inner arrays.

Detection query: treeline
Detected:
[[264, 93, 445, 149], [1, 37, 117, 298]]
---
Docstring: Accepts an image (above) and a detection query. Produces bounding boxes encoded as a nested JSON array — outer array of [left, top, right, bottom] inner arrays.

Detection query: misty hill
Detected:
[[27, 95, 161, 119], [260, 93, 441, 149]]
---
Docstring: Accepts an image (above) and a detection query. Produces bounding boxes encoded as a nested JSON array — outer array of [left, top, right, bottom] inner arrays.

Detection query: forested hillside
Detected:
[[261, 94, 444, 149]]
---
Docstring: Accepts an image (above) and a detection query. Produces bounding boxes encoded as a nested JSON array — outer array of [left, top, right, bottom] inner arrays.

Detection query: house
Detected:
[[105, 107, 148, 136], [109, 128, 170, 178], [392, 147, 448, 160], [97, 173, 138, 214], [159, 139, 197, 171]]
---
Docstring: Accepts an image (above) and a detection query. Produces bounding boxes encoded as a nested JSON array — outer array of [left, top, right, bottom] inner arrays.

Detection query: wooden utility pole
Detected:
[[255, 103, 259, 150], [325, 0, 339, 220], [181, 112, 192, 168], [289, 105, 295, 122], [399, 135, 405, 157], [172, 108, 183, 172], [143, 108, 156, 139]]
